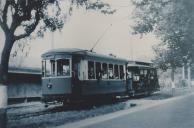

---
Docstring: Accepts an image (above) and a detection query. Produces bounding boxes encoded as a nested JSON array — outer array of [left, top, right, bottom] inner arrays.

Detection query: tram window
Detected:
[[119, 65, 124, 79], [51, 60, 55, 76], [45, 60, 52, 77], [42, 60, 45, 77], [96, 62, 101, 80], [57, 59, 70, 76], [108, 64, 114, 79], [88, 61, 95, 79], [144, 70, 147, 75], [150, 70, 154, 75], [133, 75, 140, 81], [102, 63, 108, 79], [114, 65, 119, 79], [140, 69, 144, 75]]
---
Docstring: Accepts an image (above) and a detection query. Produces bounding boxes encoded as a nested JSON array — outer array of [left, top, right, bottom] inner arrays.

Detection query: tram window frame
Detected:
[[45, 60, 52, 77], [119, 65, 124, 79], [50, 60, 55, 76], [42, 60, 46, 77], [88, 61, 95, 80], [57, 59, 71, 77], [102, 63, 108, 79]]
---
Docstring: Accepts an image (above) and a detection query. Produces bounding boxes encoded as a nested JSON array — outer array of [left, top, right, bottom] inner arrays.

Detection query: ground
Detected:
[[7, 87, 193, 128]]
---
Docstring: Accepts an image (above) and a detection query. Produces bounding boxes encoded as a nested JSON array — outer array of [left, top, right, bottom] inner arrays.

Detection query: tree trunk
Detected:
[[0, 35, 14, 84], [187, 64, 191, 88], [171, 67, 175, 96], [0, 34, 14, 128]]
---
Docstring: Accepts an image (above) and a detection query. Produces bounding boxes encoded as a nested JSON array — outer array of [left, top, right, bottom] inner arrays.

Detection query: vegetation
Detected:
[[132, 0, 194, 85], [0, 0, 115, 85]]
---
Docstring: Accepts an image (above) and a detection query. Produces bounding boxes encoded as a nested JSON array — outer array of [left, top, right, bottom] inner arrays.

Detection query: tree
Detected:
[[132, 0, 194, 89], [152, 43, 183, 89], [132, 0, 194, 64], [0, 0, 114, 85], [0, 0, 114, 127]]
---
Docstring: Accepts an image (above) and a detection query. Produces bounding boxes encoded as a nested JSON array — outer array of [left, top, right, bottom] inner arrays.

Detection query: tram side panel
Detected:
[[75, 60, 128, 97], [80, 80, 126, 96], [42, 78, 71, 96]]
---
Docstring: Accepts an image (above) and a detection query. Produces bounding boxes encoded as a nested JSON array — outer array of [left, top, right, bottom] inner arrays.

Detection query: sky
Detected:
[[0, 0, 159, 68]]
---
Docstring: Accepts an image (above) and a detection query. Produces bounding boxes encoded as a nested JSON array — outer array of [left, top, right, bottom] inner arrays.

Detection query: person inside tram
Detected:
[[88, 67, 95, 79], [108, 69, 114, 79], [102, 70, 108, 79]]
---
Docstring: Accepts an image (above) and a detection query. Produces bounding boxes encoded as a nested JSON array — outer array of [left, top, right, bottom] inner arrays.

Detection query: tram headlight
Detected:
[[47, 83, 52, 89]]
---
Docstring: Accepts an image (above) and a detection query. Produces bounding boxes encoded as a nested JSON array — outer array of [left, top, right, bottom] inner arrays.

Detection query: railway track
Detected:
[[8, 98, 130, 121]]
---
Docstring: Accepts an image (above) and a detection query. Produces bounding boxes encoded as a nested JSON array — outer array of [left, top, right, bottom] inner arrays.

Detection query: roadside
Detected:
[[7, 87, 194, 128]]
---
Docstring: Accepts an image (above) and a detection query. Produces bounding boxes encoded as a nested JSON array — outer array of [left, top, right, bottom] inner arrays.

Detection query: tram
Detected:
[[41, 48, 132, 103], [41, 48, 159, 104], [127, 61, 159, 96]]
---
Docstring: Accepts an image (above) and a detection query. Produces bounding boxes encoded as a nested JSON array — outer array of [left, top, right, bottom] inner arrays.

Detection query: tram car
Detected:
[[41, 48, 159, 104], [41, 48, 132, 103], [127, 61, 159, 96]]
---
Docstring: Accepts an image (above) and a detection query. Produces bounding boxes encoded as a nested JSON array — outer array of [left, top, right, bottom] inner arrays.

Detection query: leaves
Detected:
[[0, 0, 114, 41], [132, 0, 194, 69]]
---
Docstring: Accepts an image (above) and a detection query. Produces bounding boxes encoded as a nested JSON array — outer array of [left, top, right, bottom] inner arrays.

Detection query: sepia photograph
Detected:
[[0, 0, 194, 128]]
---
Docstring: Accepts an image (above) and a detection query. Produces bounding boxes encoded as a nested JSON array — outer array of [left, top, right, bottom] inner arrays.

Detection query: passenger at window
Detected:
[[102, 70, 108, 79], [88, 67, 95, 79]]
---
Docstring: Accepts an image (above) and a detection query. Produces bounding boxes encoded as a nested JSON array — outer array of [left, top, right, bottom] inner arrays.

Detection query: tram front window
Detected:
[[45, 60, 52, 77], [57, 59, 70, 77]]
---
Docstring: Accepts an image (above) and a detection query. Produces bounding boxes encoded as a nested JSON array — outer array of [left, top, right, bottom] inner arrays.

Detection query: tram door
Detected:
[[72, 56, 81, 96]]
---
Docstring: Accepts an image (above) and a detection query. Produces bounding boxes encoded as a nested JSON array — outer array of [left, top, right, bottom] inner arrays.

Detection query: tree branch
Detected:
[[2, 0, 10, 25], [14, 11, 40, 41], [0, 18, 9, 33], [0, 0, 12, 33]]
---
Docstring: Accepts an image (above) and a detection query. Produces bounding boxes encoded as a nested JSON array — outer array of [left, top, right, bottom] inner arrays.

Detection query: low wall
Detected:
[[7, 73, 41, 103]]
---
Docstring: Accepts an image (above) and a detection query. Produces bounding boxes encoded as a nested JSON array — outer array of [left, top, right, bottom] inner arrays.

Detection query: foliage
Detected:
[[132, 0, 194, 69], [0, 0, 115, 84], [0, 0, 115, 40]]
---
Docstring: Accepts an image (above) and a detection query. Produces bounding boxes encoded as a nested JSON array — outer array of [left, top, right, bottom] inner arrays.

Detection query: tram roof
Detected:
[[127, 60, 154, 69], [42, 48, 128, 62]]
